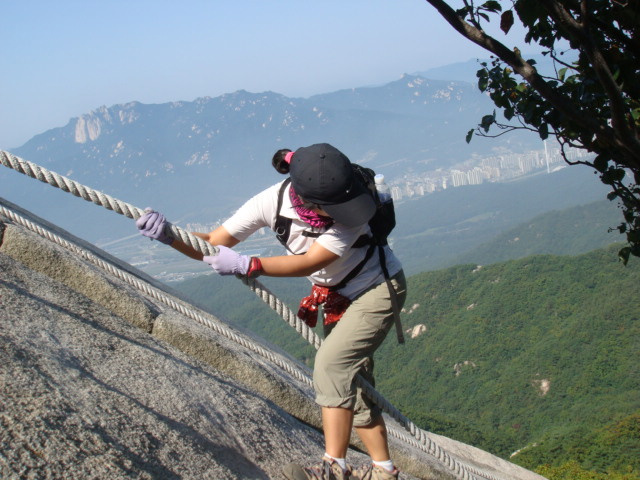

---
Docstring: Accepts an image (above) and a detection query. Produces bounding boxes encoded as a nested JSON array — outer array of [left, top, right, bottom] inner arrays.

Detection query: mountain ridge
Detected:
[[0, 64, 616, 282], [6, 73, 538, 206]]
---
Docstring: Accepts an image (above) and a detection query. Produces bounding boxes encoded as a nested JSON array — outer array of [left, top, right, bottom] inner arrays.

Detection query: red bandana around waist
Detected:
[[297, 284, 352, 327]]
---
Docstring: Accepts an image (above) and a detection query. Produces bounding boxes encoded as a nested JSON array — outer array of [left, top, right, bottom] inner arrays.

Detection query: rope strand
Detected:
[[1, 149, 511, 480]]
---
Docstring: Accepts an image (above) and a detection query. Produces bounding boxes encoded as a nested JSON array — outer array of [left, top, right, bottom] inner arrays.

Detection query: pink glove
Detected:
[[136, 208, 173, 245], [203, 246, 262, 277]]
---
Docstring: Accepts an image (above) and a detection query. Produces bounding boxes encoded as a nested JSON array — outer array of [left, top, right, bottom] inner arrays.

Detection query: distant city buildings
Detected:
[[185, 143, 592, 231], [388, 142, 592, 202], [149, 143, 594, 283]]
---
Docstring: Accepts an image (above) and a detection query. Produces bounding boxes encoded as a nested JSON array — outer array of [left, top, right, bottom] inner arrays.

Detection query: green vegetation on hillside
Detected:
[[175, 273, 318, 365], [374, 244, 639, 478], [174, 243, 639, 479], [453, 199, 620, 266]]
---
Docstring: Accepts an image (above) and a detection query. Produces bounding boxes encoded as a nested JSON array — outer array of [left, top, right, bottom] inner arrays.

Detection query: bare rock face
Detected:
[[0, 197, 546, 480], [407, 324, 427, 339], [0, 250, 332, 479]]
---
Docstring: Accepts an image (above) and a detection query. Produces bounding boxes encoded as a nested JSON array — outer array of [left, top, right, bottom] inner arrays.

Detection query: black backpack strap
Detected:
[[351, 234, 372, 249], [377, 246, 405, 344], [332, 242, 377, 291], [332, 242, 404, 344], [274, 178, 293, 248]]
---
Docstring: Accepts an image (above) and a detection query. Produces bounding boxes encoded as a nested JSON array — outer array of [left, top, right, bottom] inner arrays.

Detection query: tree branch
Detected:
[[425, 1, 599, 127], [423, 0, 640, 169], [549, 51, 576, 71], [539, 0, 640, 164], [462, 0, 483, 29]]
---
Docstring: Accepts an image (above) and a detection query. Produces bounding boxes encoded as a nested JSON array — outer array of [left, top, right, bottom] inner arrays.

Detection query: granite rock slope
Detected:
[[0, 197, 545, 480]]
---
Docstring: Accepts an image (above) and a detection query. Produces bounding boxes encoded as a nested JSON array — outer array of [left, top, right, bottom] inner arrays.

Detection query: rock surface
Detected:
[[0, 197, 546, 480]]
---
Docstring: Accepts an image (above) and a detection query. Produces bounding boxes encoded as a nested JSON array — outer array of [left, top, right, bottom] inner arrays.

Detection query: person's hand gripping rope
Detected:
[[136, 208, 174, 245], [136, 208, 262, 278], [203, 246, 262, 278]]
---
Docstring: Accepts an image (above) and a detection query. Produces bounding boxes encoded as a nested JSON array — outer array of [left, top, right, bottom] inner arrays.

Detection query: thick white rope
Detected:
[[0, 203, 316, 388], [1, 150, 509, 480]]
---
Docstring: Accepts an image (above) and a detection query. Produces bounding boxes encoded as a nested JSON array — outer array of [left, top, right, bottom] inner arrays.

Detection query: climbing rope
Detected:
[[1, 150, 509, 480], [0, 201, 316, 387]]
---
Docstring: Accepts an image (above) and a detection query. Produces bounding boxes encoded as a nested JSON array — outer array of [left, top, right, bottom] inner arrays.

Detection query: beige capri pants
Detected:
[[313, 270, 407, 427]]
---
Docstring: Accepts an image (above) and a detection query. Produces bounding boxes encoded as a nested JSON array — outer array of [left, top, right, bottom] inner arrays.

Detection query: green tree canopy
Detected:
[[424, 0, 640, 263]]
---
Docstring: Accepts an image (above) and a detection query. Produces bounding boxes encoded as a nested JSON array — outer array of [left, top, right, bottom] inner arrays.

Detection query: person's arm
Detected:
[[137, 183, 278, 262], [259, 241, 339, 277], [203, 240, 339, 278], [171, 225, 240, 261]]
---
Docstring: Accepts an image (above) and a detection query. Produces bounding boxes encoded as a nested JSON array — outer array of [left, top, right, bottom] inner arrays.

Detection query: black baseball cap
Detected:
[[289, 143, 375, 227]]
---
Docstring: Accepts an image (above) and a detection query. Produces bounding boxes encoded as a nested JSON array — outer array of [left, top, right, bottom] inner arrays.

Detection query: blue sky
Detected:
[[1, 0, 536, 149]]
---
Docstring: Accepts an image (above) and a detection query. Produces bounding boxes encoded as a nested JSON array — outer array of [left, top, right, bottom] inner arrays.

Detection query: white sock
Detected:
[[373, 459, 395, 472], [324, 453, 347, 471]]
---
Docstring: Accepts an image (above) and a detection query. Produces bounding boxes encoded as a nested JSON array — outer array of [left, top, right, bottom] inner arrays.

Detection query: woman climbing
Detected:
[[136, 143, 406, 480]]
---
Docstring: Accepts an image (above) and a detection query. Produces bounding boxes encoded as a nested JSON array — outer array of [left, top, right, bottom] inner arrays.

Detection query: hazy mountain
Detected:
[[415, 53, 578, 84], [2, 73, 543, 244], [451, 199, 621, 266], [1, 64, 618, 282]]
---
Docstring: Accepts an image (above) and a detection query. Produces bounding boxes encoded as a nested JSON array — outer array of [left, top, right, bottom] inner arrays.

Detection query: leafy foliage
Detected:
[[519, 413, 640, 477], [536, 459, 639, 480], [424, 0, 640, 263]]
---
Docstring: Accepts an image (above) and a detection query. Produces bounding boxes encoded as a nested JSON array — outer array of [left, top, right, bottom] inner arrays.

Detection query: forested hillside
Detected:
[[174, 243, 639, 479], [392, 166, 611, 275], [451, 199, 620, 267], [375, 243, 639, 479], [176, 274, 316, 364]]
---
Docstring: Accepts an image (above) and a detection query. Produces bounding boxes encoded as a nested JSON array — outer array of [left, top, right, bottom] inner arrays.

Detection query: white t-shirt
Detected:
[[222, 180, 402, 300]]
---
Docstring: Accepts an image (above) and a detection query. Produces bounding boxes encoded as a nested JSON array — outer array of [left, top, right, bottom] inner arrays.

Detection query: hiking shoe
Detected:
[[351, 464, 399, 480], [283, 457, 351, 480]]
